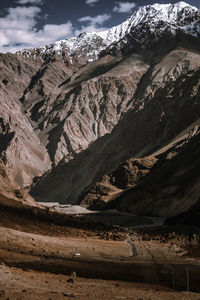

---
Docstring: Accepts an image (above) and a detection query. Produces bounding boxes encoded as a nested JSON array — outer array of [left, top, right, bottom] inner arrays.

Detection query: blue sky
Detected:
[[0, 0, 199, 53]]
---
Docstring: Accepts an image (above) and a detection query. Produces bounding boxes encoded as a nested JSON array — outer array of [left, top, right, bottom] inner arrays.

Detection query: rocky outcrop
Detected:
[[80, 157, 157, 209], [0, 159, 37, 209]]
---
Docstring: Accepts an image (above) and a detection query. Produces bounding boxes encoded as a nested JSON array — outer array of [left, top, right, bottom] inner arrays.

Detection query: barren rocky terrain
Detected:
[[1, 266, 199, 299], [0, 204, 200, 299], [0, 2, 200, 298]]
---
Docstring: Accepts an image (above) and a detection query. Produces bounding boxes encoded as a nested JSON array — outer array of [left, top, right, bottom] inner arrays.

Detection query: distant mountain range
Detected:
[[17, 2, 200, 62]]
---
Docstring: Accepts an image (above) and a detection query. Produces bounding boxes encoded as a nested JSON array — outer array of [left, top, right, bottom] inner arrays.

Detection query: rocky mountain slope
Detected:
[[0, 159, 37, 209], [1, 2, 200, 221], [0, 53, 51, 187], [30, 47, 200, 213]]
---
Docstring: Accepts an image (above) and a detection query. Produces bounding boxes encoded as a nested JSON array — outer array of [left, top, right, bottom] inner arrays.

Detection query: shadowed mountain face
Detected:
[[80, 125, 200, 218], [1, 2, 200, 220]]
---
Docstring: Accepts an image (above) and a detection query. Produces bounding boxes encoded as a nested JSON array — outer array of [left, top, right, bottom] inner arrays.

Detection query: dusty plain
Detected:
[[0, 205, 200, 299]]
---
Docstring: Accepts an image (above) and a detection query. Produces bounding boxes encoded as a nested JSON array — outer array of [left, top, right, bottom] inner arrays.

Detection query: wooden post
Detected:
[[187, 264, 189, 292]]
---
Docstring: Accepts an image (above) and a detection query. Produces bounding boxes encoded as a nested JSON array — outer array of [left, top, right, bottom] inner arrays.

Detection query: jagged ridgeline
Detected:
[[1, 2, 200, 221]]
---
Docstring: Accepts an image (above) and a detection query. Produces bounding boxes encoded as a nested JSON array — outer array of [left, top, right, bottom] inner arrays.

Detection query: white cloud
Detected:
[[17, 0, 44, 4], [77, 13, 111, 35], [78, 14, 111, 26], [85, 0, 99, 6], [113, 2, 136, 13], [0, 6, 41, 33], [0, 5, 111, 53], [36, 23, 73, 43], [0, 6, 73, 53], [75, 25, 107, 36]]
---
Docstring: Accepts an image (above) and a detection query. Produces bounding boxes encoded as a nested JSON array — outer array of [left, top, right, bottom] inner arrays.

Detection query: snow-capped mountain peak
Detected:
[[150, 1, 196, 11], [16, 2, 200, 62], [127, 1, 198, 26]]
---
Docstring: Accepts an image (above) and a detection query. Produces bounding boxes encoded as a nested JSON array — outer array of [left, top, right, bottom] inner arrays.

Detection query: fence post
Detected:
[[172, 271, 175, 290], [187, 264, 189, 292]]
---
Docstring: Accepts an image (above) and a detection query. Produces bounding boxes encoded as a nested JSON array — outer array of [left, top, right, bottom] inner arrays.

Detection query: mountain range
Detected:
[[1, 1, 200, 226]]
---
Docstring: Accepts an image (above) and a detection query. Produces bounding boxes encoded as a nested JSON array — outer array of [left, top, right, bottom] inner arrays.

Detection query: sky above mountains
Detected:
[[0, 0, 199, 53]]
